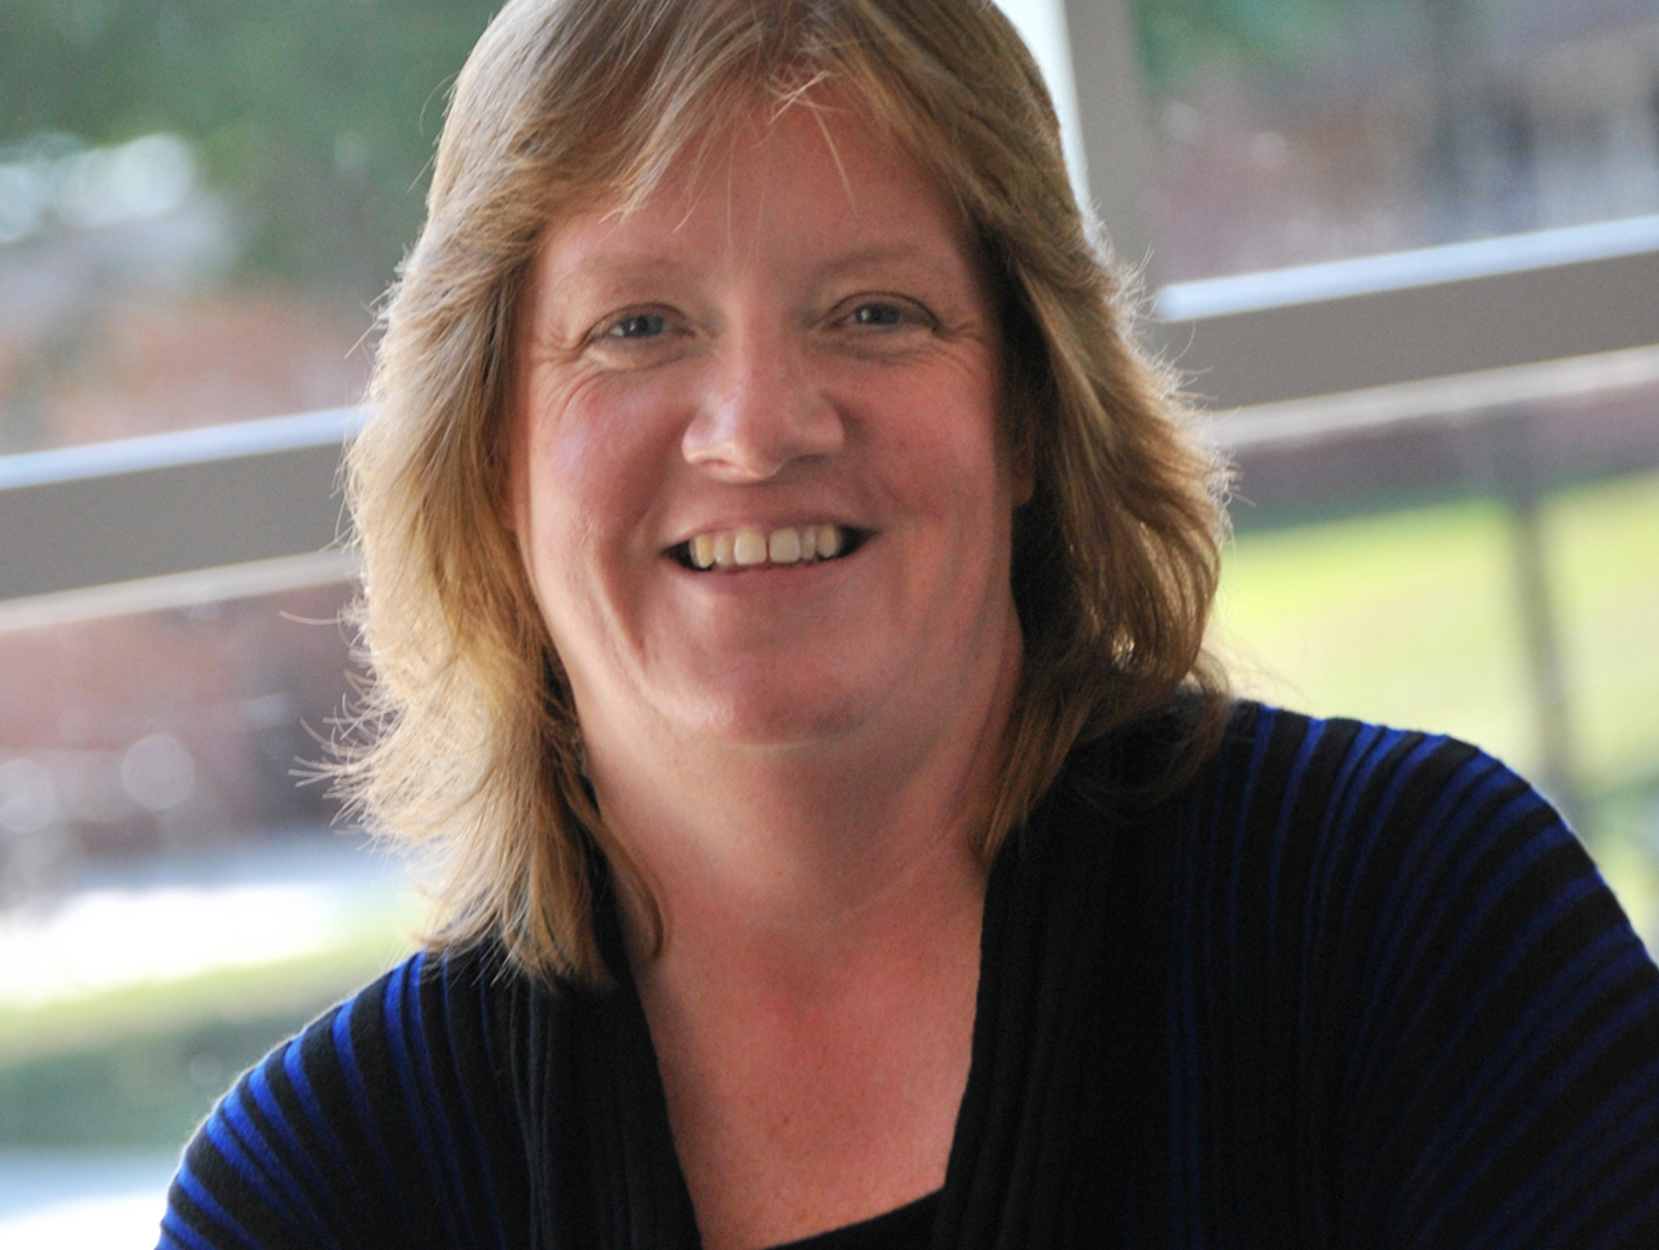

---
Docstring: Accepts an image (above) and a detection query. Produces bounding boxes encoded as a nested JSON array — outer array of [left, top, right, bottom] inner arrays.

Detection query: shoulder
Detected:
[[1055, 700, 1659, 1245], [159, 944, 537, 1250], [1060, 700, 1577, 899], [1068, 698, 1526, 819], [1063, 699, 1641, 993], [1183, 702, 1603, 943]]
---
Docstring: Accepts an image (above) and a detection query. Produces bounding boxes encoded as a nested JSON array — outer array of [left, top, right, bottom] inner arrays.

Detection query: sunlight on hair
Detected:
[[992, 0, 1086, 197]]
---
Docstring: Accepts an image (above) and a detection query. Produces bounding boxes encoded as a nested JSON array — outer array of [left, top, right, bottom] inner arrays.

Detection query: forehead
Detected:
[[532, 102, 979, 285]]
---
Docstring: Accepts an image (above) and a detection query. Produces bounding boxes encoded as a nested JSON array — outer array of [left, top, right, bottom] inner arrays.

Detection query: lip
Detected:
[[662, 547, 867, 600]]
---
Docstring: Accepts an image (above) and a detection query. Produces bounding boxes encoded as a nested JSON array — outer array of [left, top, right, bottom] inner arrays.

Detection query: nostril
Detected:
[[681, 384, 844, 478]]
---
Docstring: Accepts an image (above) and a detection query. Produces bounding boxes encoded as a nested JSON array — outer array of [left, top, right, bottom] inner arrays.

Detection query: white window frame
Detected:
[[3, 0, 1657, 636]]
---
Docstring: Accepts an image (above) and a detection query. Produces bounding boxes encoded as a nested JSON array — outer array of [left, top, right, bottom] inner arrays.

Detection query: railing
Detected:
[[0, 407, 363, 632], [3, 215, 1658, 822], [6, 216, 1656, 615]]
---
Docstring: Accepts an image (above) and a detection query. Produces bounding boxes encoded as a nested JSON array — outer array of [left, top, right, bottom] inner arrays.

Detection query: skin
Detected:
[[508, 101, 1028, 1249]]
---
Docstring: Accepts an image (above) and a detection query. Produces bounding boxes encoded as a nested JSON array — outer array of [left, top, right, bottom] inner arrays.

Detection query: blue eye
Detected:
[[850, 303, 906, 327], [609, 313, 667, 339]]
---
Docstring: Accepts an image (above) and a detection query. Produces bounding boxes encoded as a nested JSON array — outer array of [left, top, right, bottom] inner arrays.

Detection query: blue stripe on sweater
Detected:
[[1392, 918, 1638, 1215], [1299, 722, 1393, 1001], [1410, 988, 1659, 1242], [158, 1203, 224, 1250], [281, 1020, 352, 1176], [330, 988, 414, 1240], [1367, 774, 1545, 1051], [1479, 1050, 1659, 1246], [1336, 732, 1449, 929], [1405, 920, 1631, 1163], [1349, 749, 1495, 1039], [245, 1052, 328, 1200], [443, 958, 510, 1250], [171, 1160, 261, 1250], [1569, 1127, 1659, 1250], [382, 952, 467, 1245], [201, 1101, 304, 1233], [1389, 796, 1566, 1052], [1348, 758, 1519, 1069], [401, 952, 476, 1245], [1264, 710, 1323, 990], [210, 1084, 334, 1245]]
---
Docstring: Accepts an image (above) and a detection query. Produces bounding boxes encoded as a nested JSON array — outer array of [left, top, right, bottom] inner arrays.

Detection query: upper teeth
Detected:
[[689, 524, 845, 570]]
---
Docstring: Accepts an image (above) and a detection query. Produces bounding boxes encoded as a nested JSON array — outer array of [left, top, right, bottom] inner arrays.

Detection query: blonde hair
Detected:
[[338, 0, 1228, 986]]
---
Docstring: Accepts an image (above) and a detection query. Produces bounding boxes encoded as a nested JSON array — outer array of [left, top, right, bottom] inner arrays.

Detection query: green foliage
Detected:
[[1216, 471, 1659, 942], [1218, 472, 1659, 802], [0, 0, 501, 299], [0, 1011, 318, 1146], [1132, 0, 1406, 94], [0, 923, 411, 1146]]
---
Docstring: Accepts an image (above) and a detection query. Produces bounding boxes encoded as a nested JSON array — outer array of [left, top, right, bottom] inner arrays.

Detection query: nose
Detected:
[[680, 326, 844, 480]]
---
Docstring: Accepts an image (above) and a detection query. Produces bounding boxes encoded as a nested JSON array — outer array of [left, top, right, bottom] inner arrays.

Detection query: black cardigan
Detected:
[[159, 704, 1659, 1248]]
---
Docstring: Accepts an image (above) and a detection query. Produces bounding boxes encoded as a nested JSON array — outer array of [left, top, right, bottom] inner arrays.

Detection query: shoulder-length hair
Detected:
[[337, 0, 1228, 986]]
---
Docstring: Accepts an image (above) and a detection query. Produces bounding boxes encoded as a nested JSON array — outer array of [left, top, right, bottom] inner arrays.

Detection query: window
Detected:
[[2, 1, 1656, 1240]]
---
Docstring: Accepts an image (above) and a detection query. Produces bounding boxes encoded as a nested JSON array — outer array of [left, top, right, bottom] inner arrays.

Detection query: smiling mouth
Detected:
[[671, 524, 866, 571]]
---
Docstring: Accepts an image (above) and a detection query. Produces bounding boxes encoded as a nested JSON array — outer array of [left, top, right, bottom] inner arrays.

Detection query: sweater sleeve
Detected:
[[1342, 737, 1659, 1247], [156, 949, 528, 1250], [1207, 711, 1659, 1249]]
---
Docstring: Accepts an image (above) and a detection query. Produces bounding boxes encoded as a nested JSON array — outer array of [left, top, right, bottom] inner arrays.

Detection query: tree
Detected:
[[0, 0, 500, 301]]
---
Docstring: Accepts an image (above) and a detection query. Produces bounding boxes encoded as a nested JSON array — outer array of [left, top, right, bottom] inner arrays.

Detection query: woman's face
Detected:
[[508, 104, 1027, 757]]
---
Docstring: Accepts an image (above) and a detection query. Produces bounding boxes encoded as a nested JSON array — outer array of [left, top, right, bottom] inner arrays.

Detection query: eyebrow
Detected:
[[544, 236, 973, 287], [539, 251, 689, 289], [811, 241, 974, 285]]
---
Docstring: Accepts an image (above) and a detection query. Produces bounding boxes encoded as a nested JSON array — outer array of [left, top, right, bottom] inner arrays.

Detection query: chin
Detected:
[[666, 677, 871, 748]]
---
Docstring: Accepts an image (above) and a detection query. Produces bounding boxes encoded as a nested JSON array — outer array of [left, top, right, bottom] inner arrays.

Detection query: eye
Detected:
[[832, 295, 937, 337], [848, 302, 907, 328], [580, 305, 694, 368], [607, 312, 668, 339]]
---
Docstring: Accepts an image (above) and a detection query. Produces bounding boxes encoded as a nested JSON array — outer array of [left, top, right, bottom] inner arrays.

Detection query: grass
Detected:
[[1216, 498, 1538, 768], [1547, 475, 1659, 796], [0, 1010, 335, 1148], [1214, 471, 1659, 941], [4, 471, 1656, 1148], [0, 920, 413, 1147]]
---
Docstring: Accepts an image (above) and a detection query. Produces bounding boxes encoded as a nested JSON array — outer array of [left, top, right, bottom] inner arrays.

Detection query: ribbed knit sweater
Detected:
[[158, 704, 1659, 1248]]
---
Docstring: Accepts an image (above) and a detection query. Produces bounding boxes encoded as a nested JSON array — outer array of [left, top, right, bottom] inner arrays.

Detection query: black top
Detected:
[[159, 704, 1659, 1248], [768, 1192, 941, 1250]]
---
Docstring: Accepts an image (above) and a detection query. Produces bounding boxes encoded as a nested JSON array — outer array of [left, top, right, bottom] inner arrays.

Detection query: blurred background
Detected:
[[1, 0, 1656, 1242]]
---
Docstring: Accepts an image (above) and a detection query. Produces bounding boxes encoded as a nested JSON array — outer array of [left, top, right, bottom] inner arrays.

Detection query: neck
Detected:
[[577, 620, 1019, 1250], [580, 625, 1021, 981]]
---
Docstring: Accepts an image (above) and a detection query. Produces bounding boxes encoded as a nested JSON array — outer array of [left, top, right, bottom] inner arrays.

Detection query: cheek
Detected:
[[518, 375, 679, 535], [879, 383, 1009, 521]]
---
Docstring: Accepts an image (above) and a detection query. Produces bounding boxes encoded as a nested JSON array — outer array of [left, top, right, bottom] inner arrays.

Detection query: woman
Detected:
[[160, 1, 1659, 1247]]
